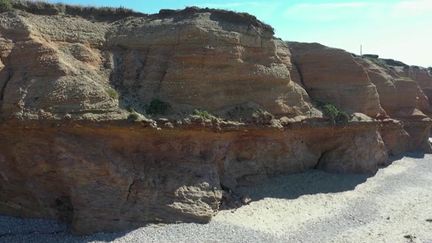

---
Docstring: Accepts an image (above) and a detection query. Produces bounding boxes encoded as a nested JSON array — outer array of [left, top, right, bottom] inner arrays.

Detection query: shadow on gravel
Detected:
[[388, 152, 425, 162], [227, 152, 428, 206], [0, 215, 133, 243], [2, 153, 428, 242], [234, 169, 372, 202]]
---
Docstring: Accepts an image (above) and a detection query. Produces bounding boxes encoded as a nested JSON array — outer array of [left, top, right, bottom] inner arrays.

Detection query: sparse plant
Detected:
[[0, 0, 12, 12], [335, 111, 350, 125], [105, 87, 119, 100], [146, 99, 171, 115], [193, 109, 213, 120], [127, 112, 139, 121], [316, 101, 350, 125], [8, 0, 143, 20]]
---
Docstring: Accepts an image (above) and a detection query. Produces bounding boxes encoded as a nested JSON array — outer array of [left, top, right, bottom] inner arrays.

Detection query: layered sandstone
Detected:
[[0, 120, 387, 233], [288, 42, 385, 117], [0, 4, 431, 234], [356, 56, 430, 119], [0, 7, 314, 121], [288, 42, 432, 155], [355, 55, 432, 154]]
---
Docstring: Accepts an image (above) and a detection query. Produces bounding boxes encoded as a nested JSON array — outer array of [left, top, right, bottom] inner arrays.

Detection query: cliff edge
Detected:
[[0, 3, 431, 234]]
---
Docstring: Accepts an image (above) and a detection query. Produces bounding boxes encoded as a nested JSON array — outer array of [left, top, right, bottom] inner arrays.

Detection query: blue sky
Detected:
[[48, 0, 431, 67]]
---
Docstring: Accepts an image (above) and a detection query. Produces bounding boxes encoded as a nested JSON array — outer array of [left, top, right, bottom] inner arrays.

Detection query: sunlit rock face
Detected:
[[0, 5, 430, 234], [288, 42, 385, 118]]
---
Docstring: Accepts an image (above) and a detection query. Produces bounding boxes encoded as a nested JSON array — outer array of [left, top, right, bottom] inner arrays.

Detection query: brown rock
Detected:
[[0, 5, 430, 235], [0, 121, 387, 233], [356, 57, 430, 119], [288, 42, 385, 117]]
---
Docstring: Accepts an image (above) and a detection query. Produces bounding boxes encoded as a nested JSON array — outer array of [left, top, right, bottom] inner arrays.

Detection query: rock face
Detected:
[[355, 57, 429, 119], [0, 4, 430, 234], [0, 7, 313, 121], [354, 56, 432, 154], [107, 11, 313, 118], [288, 42, 385, 117], [0, 121, 387, 233], [288, 42, 432, 155]]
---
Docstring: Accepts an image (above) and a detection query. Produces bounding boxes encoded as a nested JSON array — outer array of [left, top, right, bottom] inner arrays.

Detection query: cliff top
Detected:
[[0, 0, 273, 32]]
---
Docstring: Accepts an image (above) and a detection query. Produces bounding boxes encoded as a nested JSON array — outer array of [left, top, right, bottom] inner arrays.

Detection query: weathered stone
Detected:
[[288, 42, 385, 117], [0, 121, 388, 233], [0, 5, 430, 235]]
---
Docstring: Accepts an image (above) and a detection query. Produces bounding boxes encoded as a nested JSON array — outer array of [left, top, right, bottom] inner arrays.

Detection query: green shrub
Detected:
[[321, 104, 339, 121], [105, 87, 119, 99], [0, 0, 12, 12], [127, 112, 139, 121], [193, 109, 213, 120], [317, 102, 350, 125], [335, 111, 350, 125], [146, 99, 171, 115]]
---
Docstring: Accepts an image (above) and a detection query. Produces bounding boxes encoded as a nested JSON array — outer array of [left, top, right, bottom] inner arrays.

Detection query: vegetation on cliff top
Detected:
[[0, 0, 12, 12], [0, 0, 273, 32], [315, 101, 350, 125], [193, 109, 214, 120], [0, 0, 144, 20], [158, 7, 274, 33]]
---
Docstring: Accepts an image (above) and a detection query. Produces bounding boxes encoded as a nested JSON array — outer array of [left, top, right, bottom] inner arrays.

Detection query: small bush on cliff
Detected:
[[105, 87, 119, 100], [127, 112, 139, 121], [0, 0, 12, 12], [193, 109, 213, 120], [334, 111, 350, 125], [316, 102, 350, 125], [146, 99, 171, 115]]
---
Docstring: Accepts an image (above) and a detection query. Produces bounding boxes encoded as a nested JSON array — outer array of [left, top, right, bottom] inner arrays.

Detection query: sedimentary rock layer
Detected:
[[0, 4, 431, 234], [0, 121, 387, 233], [289, 42, 385, 117]]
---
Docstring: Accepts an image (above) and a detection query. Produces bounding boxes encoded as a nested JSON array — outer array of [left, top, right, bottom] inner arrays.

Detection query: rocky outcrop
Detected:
[[355, 56, 432, 154], [0, 7, 314, 121], [411, 67, 432, 106], [288, 42, 432, 156], [0, 120, 387, 233], [356, 56, 430, 119], [288, 42, 385, 118], [0, 4, 430, 234]]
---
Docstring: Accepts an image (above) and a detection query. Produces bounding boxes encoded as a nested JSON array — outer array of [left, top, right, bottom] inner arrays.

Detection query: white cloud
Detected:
[[392, 0, 432, 17]]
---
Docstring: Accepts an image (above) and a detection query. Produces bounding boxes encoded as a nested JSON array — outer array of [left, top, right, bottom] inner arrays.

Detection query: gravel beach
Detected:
[[1, 154, 432, 243]]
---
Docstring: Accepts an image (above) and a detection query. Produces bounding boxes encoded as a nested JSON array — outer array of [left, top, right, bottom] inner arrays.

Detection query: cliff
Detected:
[[0, 3, 431, 234]]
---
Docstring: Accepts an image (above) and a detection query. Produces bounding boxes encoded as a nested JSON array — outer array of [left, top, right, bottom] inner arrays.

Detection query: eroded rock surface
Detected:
[[0, 121, 387, 233], [288, 42, 385, 117], [0, 5, 431, 234]]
